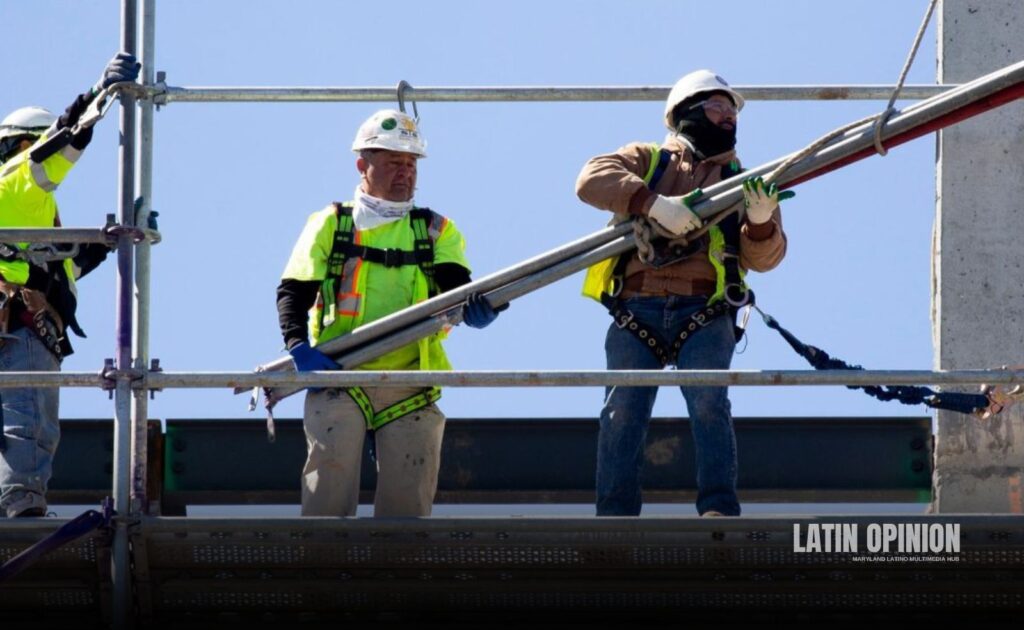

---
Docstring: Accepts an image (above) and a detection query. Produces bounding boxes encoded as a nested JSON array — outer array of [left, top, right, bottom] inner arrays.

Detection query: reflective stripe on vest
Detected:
[[317, 205, 440, 330]]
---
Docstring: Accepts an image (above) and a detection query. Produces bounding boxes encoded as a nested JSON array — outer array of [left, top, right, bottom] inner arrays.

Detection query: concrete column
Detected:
[[933, 0, 1024, 513]]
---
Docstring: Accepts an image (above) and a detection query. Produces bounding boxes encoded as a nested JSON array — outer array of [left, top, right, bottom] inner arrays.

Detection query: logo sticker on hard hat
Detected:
[[381, 118, 397, 131], [400, 117, 417, 132]]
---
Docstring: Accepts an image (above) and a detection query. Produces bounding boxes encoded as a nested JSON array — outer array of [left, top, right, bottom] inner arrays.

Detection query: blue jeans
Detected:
[[597, 295, 740, 516], [0, 327, 60, 514]]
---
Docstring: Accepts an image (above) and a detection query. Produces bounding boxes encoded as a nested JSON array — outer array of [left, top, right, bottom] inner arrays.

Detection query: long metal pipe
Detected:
[[158, 84, 955, 104], [112, 0, 138, 625], [252, 59, 1024, 405], [130, 0, 155, 516], [153, 368, 1024, 390], [249, 225, 630, 382], [287, 237, 630, 397]]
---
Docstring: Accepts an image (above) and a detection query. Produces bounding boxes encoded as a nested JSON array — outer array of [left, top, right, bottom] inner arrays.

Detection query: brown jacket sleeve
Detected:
[[575, 142, 658, 216], [739, 207, 787, 272]]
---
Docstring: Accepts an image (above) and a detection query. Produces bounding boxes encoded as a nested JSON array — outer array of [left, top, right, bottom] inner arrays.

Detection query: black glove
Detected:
[[93, 52, 141, 94], [72, 243, 114, 279]]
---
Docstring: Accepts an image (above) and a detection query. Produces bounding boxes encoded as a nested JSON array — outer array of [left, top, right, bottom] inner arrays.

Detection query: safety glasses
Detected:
[[688, 99, 738, 118]]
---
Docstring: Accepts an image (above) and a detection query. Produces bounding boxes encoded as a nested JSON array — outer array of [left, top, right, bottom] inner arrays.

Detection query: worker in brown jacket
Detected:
[[575, 70, 791, 517]]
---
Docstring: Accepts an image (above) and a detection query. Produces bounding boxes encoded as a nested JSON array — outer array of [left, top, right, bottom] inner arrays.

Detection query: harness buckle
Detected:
[[724, 283, 750, 308], [382, 248, 403, 267], [614, 310, 635, 330]]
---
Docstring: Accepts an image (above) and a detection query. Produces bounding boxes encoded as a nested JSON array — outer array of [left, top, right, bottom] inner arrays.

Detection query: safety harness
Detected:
[[328, 203, 437, 285], [601, 145, 749, 367], [325, 203, 442, 432]]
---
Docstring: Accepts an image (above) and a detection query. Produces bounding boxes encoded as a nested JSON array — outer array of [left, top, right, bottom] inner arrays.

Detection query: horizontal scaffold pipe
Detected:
[[0, 372, 108, 387], [152, 369, 1024, 390], [249, 59, 1024, 406], [157, 84, 956, 104], [0, 229, 114, 244]]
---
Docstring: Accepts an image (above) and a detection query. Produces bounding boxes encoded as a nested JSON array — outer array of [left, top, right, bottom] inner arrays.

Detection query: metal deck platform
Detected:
[[3, 514, 1024, 626]]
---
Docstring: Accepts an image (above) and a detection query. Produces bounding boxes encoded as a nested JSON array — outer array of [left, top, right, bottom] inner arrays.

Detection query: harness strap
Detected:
[[409, 208, 437, 295], [606, 297, 731, 368], [0, 497, 114, 582], [331, 241, 433, 268], [716, 161, 749, 307], [344, 386, 443, 431], [329, 204, 437, 267]]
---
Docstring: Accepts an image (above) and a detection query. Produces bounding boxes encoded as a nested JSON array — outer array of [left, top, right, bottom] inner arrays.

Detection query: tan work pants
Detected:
[[302, 386, 445, 517]]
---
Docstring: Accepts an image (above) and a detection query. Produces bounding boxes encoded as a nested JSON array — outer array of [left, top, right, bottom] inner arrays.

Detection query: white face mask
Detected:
[[352, 186, 414, 230]]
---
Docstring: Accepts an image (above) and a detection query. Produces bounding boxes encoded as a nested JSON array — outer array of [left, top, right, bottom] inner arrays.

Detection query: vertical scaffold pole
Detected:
[[113, 0, 139, 626], [131, 0, 155, 516]]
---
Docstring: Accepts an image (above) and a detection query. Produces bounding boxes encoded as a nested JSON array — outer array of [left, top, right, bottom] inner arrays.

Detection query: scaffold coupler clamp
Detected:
[[148, 358, 162, 400], [977, 365, 1024, 420], [104, 221, 149, 245], [101, 358, 117, 399]]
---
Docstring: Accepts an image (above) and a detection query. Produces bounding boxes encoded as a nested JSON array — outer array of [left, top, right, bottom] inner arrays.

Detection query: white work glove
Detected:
[[648, 189, 703, 237], [742, 176, 795, 225]]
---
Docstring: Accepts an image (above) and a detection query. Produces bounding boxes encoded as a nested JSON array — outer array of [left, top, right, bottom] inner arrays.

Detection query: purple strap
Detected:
[[0, 497, 113, 582]]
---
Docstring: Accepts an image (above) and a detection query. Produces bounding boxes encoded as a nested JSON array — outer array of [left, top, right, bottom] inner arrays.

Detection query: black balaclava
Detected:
[[671, 90, 737, 159]]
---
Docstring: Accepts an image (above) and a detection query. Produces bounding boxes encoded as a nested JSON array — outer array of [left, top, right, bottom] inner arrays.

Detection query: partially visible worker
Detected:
[[0, 52, 141, 518], [576, 70, 792, 517], [276, 109, 503, 517]]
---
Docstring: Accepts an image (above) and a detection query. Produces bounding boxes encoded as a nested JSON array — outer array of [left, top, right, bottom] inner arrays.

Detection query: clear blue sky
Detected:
[[2, 0, 946, 423]]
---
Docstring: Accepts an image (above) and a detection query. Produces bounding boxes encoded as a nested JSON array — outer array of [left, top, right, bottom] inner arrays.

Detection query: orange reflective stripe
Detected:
[[427, 213, 446, 241]]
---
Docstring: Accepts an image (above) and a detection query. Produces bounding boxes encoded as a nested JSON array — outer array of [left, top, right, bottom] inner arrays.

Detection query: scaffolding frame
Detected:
[[4, 1, 1023, 625]]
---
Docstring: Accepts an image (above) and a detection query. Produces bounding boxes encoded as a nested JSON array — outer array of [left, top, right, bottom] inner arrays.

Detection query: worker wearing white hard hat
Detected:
[[0, 52, 140, 519], [351, 109, 427, 157], [0, 106, 58, 164], [576, 69, 794, 518], [277, 108, 503, 517]]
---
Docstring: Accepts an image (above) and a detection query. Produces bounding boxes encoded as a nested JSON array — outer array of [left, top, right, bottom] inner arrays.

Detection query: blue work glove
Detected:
[[462, 293, 500, 329], [93, 52, 141, 94], [288, 342, 338, 372]]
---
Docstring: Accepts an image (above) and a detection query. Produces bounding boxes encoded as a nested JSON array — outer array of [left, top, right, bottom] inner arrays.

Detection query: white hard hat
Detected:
[[0, 106, 57, 142], [664, 70, 745, 131], [351, 109, 427, 157]]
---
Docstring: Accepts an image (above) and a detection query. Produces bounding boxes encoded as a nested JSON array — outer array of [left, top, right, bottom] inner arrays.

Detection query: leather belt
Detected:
[[620, 274, 717, 297]]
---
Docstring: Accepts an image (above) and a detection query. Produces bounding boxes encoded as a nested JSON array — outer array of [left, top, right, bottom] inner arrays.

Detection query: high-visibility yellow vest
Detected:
[[281, 202, 470, 371], [0, 129, 82, 287]]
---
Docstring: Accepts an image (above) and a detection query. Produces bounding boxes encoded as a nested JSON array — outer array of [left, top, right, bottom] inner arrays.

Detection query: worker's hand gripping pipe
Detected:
[[29, 82, 145, 164]]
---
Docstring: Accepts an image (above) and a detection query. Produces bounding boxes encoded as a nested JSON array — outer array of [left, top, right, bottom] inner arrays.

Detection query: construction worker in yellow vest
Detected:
[[277, 109, 503, 517], [0, 52, 140, 518]]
